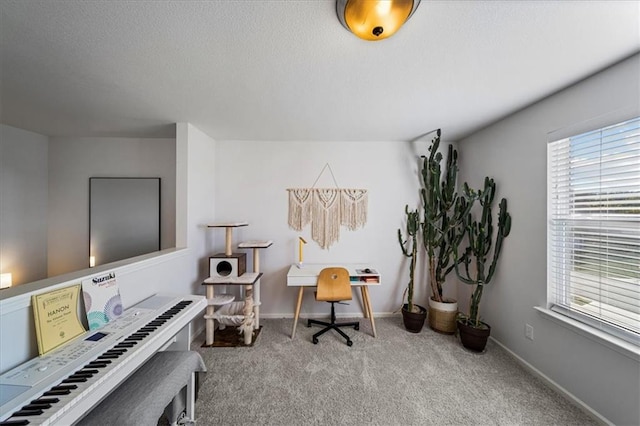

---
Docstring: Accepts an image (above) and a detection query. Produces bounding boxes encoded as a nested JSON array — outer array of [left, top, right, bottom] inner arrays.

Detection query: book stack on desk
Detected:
[[356, 269, 379, 284]]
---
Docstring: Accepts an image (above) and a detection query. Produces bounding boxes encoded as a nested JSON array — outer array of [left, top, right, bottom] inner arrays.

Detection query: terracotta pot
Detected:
[[457, 319, 491, 352], [428, 297, 458, 334], [401, 304, 427, 333]]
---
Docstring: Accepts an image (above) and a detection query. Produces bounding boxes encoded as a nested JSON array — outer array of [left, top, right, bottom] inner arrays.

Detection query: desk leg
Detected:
[[204, 286, 215, 346], [360, 286, 370, 320], [362, 286, 377, 338], [291, 287, 304, 339], [360, 287, 369, 318]]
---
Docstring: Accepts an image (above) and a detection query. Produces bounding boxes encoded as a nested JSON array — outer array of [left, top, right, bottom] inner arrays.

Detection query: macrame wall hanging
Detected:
[[287, 163, 368, 249]]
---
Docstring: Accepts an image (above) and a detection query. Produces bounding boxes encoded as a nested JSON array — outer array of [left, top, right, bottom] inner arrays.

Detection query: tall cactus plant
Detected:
[[398, 205, 420, 313], [421, 130, 473, 303], [454, 177, 512, 327]]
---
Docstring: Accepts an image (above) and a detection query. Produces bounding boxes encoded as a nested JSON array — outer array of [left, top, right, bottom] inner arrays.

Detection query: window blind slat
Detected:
[[548, 116, 640, 344]]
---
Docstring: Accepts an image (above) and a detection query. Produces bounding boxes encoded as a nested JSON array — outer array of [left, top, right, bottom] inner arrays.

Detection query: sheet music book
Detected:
[[32, 285, 86, 355], [81, 272, 123, 330]]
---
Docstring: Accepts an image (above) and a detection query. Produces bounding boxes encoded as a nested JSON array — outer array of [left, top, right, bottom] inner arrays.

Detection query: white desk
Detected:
[[286, 263, 380, 339]]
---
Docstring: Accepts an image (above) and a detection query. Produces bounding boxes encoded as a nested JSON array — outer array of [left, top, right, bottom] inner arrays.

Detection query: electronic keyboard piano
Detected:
[[0, 293, 206, 425]]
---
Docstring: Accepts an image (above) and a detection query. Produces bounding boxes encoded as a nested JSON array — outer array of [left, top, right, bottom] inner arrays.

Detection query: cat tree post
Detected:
[[238, 240, 273, 329], [204, 222, 248, 346]]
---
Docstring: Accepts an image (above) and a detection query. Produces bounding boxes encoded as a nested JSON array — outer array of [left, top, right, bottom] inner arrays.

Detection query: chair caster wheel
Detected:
[[354, 325, 359, 330], [347, 340, 353, 347], [312, 338, 318, 344]]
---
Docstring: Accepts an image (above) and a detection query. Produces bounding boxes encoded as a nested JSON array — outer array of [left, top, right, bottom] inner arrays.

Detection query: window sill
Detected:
[[535, 306, 640, 362]]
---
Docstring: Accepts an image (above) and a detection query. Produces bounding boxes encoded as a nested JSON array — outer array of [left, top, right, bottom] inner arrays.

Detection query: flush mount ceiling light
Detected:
[[337, 0, 421, 41]]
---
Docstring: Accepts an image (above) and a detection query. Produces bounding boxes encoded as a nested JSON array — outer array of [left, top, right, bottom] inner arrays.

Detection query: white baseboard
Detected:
[[188, 312, 397, 344], [489, 337, 611, 426], [190, 320, 205, 344], [259, 312, 398, 319]]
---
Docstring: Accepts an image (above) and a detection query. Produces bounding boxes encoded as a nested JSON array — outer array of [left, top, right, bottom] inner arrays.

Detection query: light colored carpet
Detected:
[[181, 316, 598, 425]]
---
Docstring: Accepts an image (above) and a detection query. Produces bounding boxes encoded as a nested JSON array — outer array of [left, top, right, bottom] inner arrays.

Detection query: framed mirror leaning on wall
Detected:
[[89, 177, 161, 268]]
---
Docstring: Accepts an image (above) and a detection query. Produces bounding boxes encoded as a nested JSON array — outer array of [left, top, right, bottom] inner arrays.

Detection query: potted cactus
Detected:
[[421, 130, 473, 334], [454, 177, 512, 352], [398, 205, 427, 332]]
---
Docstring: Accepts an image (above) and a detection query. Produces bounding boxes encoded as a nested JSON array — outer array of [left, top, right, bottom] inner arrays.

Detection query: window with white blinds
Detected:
[[548, 116, 640, 345]]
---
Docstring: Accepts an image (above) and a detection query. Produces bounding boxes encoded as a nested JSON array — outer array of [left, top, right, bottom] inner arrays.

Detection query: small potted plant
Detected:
[[398, 205, 427, 332], [454, 177, 511, 352], [421, 130, 473, 334]]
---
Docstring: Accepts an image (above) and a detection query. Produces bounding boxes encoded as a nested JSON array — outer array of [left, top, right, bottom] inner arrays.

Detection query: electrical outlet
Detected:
[[525, 324, 534, 340]]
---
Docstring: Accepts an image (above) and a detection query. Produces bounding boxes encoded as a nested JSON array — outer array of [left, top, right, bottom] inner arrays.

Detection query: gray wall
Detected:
[[0, 123, 215, 373], [47, 137, 176, 277], [212, 139, 439, 317], [456, 54, 640, 426], [0, 125, 49, 285]]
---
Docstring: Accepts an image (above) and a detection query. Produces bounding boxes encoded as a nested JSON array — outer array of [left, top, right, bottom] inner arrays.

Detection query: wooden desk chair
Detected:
[[307, 267, 360, 346]]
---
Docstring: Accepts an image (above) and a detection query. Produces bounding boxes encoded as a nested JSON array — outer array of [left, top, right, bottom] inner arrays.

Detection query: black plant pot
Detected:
[[401, 304, 427, 333], [457, 319, 491, 352]]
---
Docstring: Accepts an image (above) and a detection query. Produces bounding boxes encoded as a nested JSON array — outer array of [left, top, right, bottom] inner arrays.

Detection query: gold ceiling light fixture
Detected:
[[336, 0, 421, 41]]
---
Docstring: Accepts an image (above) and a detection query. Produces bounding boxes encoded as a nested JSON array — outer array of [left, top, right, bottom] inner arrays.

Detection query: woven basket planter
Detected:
[[428, 298, 458, 334]]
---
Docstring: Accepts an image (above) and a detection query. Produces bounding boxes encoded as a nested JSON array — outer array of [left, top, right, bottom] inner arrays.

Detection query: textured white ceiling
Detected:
[[1, 1, 639, 141]]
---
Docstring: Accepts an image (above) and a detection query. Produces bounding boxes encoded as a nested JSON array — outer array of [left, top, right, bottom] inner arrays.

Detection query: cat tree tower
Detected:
[[202, 222, 272, 347]]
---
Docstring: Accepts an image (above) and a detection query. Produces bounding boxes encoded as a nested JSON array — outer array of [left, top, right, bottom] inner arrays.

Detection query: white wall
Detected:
[[213, 139, 442, 317], [179, 123, 217, 283], [456, 54, 640, 426], [47, 137, 176, 277], [0, 123, 215, 373], [0, 125, 49, 285]]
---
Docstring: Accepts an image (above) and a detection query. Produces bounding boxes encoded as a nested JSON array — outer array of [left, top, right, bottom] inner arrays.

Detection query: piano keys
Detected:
[[0, 294, 206, 425]]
